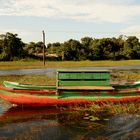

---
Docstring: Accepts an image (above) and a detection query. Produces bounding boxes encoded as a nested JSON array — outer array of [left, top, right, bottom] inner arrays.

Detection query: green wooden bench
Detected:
[[56, 69, 114, 95]]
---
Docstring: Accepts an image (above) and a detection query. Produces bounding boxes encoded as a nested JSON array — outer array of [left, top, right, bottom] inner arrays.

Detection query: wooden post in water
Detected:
[[42, 30, 45, 66]]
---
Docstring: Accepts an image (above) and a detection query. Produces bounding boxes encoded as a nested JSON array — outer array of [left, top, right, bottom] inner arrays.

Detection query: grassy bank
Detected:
[[0, 60, 140, 70]]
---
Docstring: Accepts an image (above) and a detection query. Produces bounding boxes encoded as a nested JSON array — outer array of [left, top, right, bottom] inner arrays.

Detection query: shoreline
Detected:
[[0, 60, 140, 70]]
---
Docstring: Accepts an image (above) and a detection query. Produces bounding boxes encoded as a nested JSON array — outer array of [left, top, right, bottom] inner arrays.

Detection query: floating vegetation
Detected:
[[83, 115, 100, 121], [88, 102, 140, 116]]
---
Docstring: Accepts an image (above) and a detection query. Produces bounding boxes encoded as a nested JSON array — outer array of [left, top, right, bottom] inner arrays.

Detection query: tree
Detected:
[[0, 32, 25, 60], [36, 41, 44, 54], [81, 37, 93, 47], [122, 36, 140, 59], [81, 37, 93, 60], [24, 41, 44, 55], [63, 39, 86, 60], [47, 42, 61, 54], [24, 42, 36, 54]]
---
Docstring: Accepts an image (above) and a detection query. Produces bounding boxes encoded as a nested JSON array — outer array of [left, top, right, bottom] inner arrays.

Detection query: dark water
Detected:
[[0, 100, 140, 140], [0, 65, 140, 75]]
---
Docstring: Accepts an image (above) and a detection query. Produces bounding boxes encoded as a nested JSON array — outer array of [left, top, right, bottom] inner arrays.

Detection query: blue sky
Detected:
[[0, 0, 140, 44]]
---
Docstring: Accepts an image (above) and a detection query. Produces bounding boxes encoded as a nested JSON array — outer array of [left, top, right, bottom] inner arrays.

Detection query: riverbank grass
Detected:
[[0, 60, 140, 70]]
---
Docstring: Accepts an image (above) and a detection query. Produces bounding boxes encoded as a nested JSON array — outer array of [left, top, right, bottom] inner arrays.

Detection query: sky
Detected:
[[0, 0, 140, 44]]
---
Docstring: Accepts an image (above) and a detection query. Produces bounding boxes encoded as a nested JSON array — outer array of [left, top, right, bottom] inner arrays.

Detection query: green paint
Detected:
[[58, 80, 110, 86], [113, 83, 140, 90], [4, 81, 56, 90], [59, 91, 140, 99], [58, 72, 110, 80], [57, 70, 110, 87]]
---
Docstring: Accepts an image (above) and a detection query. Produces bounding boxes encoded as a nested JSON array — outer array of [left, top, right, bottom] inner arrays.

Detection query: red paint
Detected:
[[0, 93, 91, 106], [1, 93, 140, 107], [0, 86, 140, 107]]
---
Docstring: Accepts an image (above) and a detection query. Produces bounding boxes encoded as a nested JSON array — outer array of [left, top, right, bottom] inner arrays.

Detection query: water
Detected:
[[105, 114, 140, 140], [0, 65, 140, 75], [0, 68, 56, 75], [0, 104, 104, 140], [0, 101, 140, 140]]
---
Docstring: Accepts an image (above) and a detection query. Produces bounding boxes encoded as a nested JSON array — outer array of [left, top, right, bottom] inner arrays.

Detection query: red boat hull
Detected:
[[1, 91, 140, 107], [1, 85, 140, 107]]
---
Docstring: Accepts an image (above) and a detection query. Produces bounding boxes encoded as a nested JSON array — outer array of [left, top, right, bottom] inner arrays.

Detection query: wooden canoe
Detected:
[[4, 81, 140, 91], [0, 86, 56, 95], [0, 86, 140, 107], [113, 81, 140, 90], [3, 81, 56, 90]]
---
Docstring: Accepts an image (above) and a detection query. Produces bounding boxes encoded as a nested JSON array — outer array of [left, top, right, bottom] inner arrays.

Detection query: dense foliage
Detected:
[[47, 36, 140, 60], [0, 33, 26, 60], [0, 32, 140, 61], [0, 32, 44, 61]]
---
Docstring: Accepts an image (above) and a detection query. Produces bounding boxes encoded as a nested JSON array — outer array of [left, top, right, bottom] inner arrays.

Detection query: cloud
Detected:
[[0, 0, 140, 23], [0, 28, 31, 36], [121, 25, 140, 38], [0, 28, 35, 42]]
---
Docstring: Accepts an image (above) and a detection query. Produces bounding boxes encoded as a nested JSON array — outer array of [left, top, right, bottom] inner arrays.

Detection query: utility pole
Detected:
[[42, 30, 45, 66]]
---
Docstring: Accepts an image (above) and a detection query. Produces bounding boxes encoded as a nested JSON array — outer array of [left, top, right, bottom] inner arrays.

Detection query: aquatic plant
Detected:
[[89, 102, 140, 116]]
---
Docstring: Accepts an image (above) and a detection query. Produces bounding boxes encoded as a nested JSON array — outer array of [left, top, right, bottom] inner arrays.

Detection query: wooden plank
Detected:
[[58, 80, 110, 86], [57, 86, 114, 90], [58, 72, 110, 80]]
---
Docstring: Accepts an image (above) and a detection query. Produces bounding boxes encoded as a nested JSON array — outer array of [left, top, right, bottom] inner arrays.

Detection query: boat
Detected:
[[112, 81, 140, 90], [0, 86, 56, 95], [3, 81, 56, 90], [3, 80, 140, 91], [0, 86, 140, 107], [1, 70, 140, 107]]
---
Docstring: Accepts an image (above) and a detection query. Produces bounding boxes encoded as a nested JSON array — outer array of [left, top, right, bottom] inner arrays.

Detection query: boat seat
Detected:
[[56, 69, 112, 95], [57, 86, 114, 90]]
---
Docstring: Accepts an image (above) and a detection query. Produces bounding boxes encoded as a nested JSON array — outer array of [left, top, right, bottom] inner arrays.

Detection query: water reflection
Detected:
[[0, 106, 73, 122], [0, 100, 11, 115], [0, 101, 140, 140], [0, 105, 106, 140]]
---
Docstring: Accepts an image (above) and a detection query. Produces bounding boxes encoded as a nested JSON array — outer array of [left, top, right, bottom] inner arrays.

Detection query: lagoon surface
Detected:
[[0, 101, 140, 140], [0, 65, 140, 75]]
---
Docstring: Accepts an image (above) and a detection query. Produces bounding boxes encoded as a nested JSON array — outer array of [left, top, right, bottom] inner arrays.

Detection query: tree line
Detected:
[[0, 32, 140, 61]]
